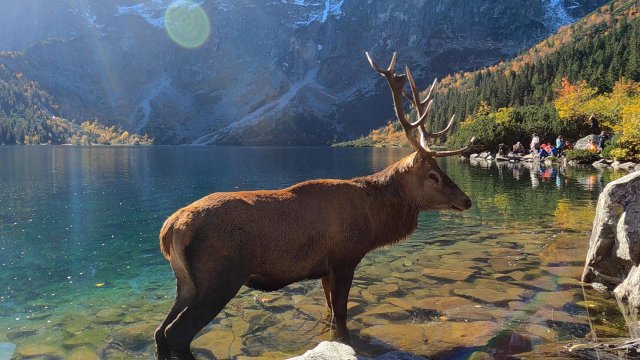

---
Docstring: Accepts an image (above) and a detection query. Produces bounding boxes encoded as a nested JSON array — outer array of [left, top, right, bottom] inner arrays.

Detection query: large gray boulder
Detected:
[[575, 134, 600, 150], [289, 341, 425, 360], [582, 171, 640, 299]]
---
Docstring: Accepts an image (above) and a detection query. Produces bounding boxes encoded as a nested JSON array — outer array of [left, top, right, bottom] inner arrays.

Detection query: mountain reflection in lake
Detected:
[[0, 146, 632, 359]]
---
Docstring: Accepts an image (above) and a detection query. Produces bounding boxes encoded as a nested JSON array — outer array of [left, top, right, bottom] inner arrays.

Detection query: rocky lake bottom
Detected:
[[0, 146, 635, 359]]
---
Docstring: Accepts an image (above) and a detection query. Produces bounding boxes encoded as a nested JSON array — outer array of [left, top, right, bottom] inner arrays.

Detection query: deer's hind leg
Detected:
[[156, 251, 197, 359], [163, 253, 247, 359], [155, 281, 194, 360], [164, 279, 244, 359]]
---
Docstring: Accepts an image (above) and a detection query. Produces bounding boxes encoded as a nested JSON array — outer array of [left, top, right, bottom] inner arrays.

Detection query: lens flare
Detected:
[[165, 2, 210, 49]]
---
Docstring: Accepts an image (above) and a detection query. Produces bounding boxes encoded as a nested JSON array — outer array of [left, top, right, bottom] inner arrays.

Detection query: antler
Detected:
[[366, 52, 475, 157]]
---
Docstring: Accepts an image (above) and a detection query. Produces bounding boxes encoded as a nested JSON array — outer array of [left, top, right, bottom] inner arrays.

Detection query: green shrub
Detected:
[[446, 104, 582, 152], [564, 149, 601, 163], [601, 143, 616, 160]]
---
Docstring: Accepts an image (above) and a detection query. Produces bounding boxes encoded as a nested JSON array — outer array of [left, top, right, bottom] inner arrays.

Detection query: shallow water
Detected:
[[0, 146, 632, 359]]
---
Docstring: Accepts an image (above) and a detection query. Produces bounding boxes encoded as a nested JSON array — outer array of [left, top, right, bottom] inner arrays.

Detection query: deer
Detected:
[[154, 52, 475, 360]]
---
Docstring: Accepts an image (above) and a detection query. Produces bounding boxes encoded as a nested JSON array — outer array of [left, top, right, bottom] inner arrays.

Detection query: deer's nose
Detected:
[[462, 197, 472, 210]]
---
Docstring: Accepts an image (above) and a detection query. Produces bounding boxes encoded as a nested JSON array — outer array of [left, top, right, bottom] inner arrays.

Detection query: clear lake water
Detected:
[[0, 146, 633, 359]]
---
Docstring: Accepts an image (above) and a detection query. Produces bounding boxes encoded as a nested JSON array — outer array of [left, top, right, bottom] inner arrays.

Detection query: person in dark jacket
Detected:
[[598, 131, 609, 152]]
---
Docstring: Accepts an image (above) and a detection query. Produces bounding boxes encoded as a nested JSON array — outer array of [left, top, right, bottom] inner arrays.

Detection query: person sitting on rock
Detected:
[[498, 143, 509, 156], [538, 144, 549, 158], [512, 141, 526, 155], [565, 140, 574, 150]]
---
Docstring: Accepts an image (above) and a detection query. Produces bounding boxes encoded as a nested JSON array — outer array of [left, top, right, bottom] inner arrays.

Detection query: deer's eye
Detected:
[[428, 173, 441, 185]]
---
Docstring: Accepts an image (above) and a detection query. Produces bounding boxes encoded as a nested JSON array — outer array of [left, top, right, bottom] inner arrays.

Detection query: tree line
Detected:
[[0, 63, 151, 145]]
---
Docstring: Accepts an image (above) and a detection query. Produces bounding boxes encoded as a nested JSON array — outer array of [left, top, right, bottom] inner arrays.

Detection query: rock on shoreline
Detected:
[[288, 341, 425, 360], [582, 171, 640, 333]]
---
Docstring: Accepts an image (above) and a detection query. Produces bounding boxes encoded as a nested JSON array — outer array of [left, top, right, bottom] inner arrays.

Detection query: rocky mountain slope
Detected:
[[0, 0, 607, 145]]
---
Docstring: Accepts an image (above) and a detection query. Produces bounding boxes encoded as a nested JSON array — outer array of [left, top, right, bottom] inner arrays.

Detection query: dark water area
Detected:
[[0, 146, 632, 359]]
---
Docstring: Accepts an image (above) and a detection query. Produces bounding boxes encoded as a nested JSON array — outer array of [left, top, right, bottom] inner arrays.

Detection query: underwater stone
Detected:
[[62, 327, 109, 347], [360, 321, 498, 356], [454, 288, 521, 304], [489, 258, 527, 273], [367, 284, 399, 296], [17, 343, 65, 358], [421, 267, 475, 281], [70, 347, 100, 360], [192, 330, 244, 359], [523, 323, 558, 342]]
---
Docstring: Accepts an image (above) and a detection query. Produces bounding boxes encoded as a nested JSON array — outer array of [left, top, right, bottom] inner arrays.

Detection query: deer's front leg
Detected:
[[328, 265, 355, 344], [321, 276, 333, 310]]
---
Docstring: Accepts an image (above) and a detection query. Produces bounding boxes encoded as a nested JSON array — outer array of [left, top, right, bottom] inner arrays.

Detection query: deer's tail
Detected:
[[159, 212, 179, 260]]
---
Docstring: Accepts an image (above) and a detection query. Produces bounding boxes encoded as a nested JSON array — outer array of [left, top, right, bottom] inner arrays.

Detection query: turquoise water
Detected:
[[0, 146, 631, 359]]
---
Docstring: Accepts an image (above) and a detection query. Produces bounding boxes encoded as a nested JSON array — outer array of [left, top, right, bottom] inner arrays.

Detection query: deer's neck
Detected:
[[354, 158, 421, 249]]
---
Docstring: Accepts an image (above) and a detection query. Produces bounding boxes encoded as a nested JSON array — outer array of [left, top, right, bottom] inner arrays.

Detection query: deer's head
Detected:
[[367, 52, 474, 212]]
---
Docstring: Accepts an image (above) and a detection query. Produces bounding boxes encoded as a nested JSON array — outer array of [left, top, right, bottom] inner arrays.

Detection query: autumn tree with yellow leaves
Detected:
[[554, 78, 640, 160]]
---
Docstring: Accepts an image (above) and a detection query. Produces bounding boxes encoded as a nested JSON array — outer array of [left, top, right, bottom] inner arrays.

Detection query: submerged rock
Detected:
[[17, 343, 65, 358], [522, 323, 558, 342], [421, 267, 475, 281], [360, 321, 498, 356], [454, 288, 521, 304], [192, 329, 244, 359], [489, 258, 527, 273], [70, 347, 100, 360]]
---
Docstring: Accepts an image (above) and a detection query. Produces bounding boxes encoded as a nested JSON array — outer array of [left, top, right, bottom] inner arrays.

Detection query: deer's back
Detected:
[[170, 179, 375, 277]]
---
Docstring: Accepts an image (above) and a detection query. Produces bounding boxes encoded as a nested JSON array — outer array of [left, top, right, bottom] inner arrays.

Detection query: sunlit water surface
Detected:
[[0, 146, 632, 359]]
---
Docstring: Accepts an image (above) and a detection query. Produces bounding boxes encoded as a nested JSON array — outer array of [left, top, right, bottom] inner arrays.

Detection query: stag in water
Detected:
[[155, 52, 475, 360]]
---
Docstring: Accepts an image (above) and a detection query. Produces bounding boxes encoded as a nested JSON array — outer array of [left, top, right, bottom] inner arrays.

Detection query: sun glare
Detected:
[[164, 2, 210, 49]]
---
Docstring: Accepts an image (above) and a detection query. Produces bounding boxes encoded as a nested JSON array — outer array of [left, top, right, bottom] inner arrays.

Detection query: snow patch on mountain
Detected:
[[281, 0, 345, 27], [114, 0, 341, 29], [543, 0, 576, 31], [68, 1, 106, 31], [115, 0, 208, 28], [116, 3, 164, 27]]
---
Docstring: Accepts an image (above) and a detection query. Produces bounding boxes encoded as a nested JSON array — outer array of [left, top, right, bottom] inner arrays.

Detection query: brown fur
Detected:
[[155, 151, 471, 359]]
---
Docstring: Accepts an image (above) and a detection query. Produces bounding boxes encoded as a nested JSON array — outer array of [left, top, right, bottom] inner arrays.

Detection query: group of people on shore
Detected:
[[504, 134, 569, 158], [506, 134, 599, 159], [505, 115, 610, 159]]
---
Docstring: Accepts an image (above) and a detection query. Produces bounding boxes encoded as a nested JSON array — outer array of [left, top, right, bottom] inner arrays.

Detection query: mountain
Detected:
[[0, 0, 608, 145]]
